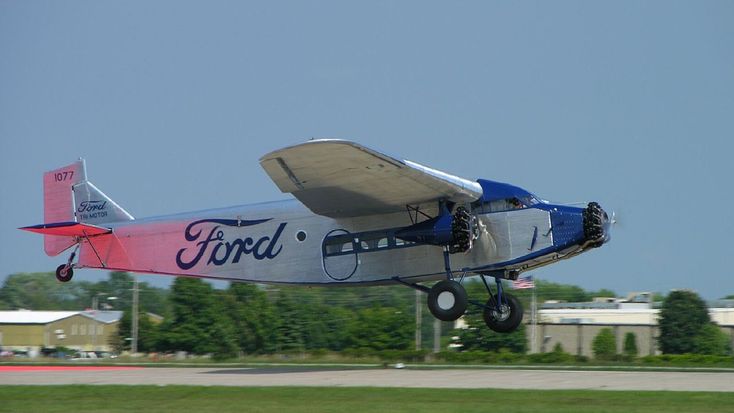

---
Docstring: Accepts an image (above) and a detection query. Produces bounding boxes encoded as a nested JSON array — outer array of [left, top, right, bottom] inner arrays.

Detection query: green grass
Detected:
[[1, 386, 733, 413]]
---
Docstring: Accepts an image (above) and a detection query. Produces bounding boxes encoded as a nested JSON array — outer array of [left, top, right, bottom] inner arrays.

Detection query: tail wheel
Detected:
[[427, 280, 468, 321], [55, 264, 74, 283], [483, 293, 523, 333]]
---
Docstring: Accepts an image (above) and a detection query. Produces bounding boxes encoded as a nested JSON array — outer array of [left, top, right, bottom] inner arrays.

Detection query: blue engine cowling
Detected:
[[395, 207, 474, 253]]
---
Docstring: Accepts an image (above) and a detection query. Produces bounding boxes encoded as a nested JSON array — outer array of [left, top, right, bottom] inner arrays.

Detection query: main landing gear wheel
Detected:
[[483, 293, 523, 333], [427, 280, 468, 321], [55, 264, 74, 283]]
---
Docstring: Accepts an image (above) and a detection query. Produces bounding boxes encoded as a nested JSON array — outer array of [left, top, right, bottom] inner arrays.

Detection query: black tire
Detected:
[[55, 264, 73, 283], [483, 293, 523, 333], [427, 280, 468, 321]]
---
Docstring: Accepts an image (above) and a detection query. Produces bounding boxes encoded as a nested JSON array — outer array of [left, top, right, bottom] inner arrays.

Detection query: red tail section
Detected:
[[42, 161, 86, 255], [22, 159, 134, 257], [20, 222, 112, 237]]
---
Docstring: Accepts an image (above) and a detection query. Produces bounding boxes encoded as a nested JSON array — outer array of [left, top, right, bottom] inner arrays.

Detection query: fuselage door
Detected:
[[321, 229, 358, 281]]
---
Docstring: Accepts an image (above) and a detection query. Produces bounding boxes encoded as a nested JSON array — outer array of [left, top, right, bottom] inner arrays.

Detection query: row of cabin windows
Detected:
[[324, 232, 416, 257], [70, 324, 104, 336]]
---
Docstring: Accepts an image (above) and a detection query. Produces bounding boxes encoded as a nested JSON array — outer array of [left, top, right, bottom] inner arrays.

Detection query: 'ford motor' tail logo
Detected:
[[175, 218, 285, 270], [78, 200, 107, 213]]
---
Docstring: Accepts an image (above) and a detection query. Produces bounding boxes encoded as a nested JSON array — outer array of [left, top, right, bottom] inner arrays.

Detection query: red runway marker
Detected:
[[0, 366, 143, 372]]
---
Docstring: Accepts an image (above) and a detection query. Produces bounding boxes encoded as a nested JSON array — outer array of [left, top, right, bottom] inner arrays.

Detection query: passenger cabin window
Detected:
[[324, 234, 354, 256], [395, 238, 415, 247], [323, 228, 419, 258], [358, 233, 390, 251]]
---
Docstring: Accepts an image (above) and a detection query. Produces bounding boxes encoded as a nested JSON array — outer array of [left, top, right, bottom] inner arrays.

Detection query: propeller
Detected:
[[610, 208, 623, 229]]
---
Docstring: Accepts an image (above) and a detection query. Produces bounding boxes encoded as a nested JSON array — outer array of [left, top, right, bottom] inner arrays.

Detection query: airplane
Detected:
[[20, 140, 611, 333]]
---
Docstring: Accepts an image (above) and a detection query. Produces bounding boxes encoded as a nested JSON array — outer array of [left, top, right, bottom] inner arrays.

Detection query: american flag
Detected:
[[512, 275, 535, 289]]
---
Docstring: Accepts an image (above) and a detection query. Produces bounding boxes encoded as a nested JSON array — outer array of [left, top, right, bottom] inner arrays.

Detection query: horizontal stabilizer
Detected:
[[20, 222, 112, 237]]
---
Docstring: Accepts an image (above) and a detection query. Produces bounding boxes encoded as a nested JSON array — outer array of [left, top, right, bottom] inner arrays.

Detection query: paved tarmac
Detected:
[[2, 366, 734, 392]]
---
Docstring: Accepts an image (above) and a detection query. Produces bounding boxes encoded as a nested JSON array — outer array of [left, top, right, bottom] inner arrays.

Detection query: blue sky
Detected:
[[1, 1, 732, 298]]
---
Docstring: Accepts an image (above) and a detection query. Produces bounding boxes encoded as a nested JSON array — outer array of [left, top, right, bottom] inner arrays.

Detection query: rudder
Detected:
[[40, 159, 133, 256]]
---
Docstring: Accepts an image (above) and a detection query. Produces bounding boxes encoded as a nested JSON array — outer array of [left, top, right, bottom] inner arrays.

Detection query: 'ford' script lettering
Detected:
[[175, 218, 285, 270], [78, 200, 107, 213]]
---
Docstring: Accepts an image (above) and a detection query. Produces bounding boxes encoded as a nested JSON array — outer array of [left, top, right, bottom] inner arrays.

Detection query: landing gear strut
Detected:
[[55, 245, 78, 283], [424, 245, 469, 321], [393, 202, 522, 332], [479, 275, 523, 333], [398, 271, 524, 332]]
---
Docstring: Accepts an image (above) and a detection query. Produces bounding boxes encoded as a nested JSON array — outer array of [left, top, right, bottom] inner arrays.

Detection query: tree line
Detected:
[[0, 272, 731, 359]]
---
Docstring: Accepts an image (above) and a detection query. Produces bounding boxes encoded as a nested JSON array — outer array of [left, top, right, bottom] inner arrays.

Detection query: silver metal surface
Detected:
[[72, 181, 134, 225], [259, 139, 483, 218], [75, 199, 556, 286]]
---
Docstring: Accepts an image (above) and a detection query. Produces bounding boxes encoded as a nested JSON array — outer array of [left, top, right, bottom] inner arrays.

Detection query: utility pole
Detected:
[[131, 275, 139, 354], [433, 318, 441, 353], [415, 290, 422, 350], [531, 285, 537, 353]]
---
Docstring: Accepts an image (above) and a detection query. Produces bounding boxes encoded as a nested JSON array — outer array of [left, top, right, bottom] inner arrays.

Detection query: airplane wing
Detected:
[[259, 139, 483, 218]]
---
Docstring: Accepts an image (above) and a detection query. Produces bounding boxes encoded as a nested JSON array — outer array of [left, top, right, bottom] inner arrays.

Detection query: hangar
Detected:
[[0, 310, 122, 354], [528, 297, 734, 357]]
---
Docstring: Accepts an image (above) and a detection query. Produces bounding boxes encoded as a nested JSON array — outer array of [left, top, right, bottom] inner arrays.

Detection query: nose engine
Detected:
[[583, 202, 610, 248]]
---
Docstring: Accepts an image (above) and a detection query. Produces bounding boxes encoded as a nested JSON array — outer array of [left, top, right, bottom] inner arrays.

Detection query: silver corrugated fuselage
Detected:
[[75, 198, 590, 286]]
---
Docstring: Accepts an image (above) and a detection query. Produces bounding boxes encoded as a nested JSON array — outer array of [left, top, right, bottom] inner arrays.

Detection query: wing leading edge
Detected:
[[259, 139, 483, 218]]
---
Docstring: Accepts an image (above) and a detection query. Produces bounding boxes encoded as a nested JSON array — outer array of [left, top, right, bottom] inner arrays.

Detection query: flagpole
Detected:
[[512, 275, 537, 353]]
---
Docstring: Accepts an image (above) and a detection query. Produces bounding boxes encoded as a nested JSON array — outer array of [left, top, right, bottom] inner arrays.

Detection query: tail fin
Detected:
[[29, 159, 134, 256]]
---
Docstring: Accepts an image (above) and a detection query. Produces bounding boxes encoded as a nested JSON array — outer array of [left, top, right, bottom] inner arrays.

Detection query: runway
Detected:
[[1, 366, 734, 392]]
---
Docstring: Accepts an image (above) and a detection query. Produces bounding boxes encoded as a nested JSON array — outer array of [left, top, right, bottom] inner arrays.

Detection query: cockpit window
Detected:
[[518, 195, 540, 206], [481, 196, 539, 213]]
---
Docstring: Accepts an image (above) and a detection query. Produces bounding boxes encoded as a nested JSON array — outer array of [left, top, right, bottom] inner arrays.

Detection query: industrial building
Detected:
[[0, 310, 122, 354], [527, 295, 734, 357]]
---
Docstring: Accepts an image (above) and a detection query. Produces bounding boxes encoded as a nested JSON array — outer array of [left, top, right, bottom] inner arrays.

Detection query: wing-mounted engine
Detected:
[[395, 205, 479, 253]]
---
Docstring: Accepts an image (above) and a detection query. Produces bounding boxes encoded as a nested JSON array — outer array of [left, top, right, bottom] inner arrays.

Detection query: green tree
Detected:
[[658, 290, 710, 354], [694, 323, 731, 356], [223, 283, 276, 354], [156, 278, 237, 358], [592, 328, 616, 360], [623, 332, 638, 358], [0, 272, 88, 310], [346, 306, 413, 351], [273, 289, 306, 352], [456, 304, 527, 353], [0, 271, 169, 315], [113, 309, 159, 353], [318, 306, 357, 351], [92, 272, 170, 316]]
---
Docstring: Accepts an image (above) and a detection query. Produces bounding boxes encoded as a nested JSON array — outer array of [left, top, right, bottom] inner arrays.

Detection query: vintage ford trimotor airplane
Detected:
[[21, 140, 611, 332]]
